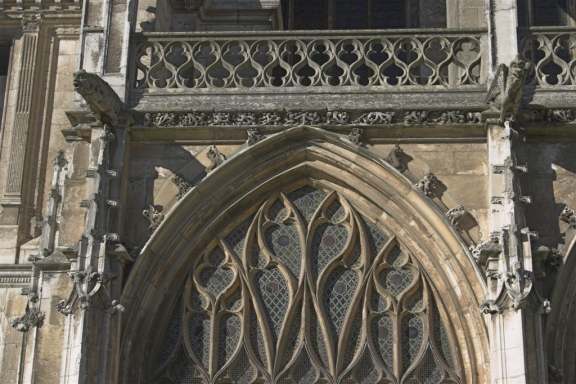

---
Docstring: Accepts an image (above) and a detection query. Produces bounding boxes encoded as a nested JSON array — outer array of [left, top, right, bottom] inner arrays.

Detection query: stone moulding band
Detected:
[[136, 108, 576, 129], [132, 29, 486, 91], [141, 109, 484, 128]]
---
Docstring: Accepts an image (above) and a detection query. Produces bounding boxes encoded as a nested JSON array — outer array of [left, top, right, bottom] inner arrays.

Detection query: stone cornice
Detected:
[[0, 265, 33, 287]]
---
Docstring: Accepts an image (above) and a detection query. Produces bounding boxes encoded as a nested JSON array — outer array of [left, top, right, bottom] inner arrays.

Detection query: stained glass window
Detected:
[[151, 186, 462, 384]]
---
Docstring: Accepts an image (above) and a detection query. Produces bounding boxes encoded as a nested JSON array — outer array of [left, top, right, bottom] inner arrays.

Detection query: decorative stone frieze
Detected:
[[246, 127, 264, 146], [142, 109, 484, 129], [0, 272, 32, 286]]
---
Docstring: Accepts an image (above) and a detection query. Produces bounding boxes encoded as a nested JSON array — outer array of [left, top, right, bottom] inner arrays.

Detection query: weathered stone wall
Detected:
[[523, 142, 576, 247]]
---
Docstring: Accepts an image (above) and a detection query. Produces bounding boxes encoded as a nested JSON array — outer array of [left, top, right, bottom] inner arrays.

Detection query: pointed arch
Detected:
[[118, 126, 488, 383]]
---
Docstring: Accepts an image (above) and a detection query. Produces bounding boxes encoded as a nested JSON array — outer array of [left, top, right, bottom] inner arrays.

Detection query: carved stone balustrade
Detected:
[[521, 27, 576, 87], [0, 0, 81, 11], [131, 29, 487, 95]]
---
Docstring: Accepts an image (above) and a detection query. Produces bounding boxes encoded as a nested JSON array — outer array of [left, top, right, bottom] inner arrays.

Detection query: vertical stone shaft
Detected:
[[4, 25, 39, 198], [485, 1, 547, 382]]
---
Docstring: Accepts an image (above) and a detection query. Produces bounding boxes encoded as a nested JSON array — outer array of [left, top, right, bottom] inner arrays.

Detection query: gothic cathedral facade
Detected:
[[0, 1, 575, 383]]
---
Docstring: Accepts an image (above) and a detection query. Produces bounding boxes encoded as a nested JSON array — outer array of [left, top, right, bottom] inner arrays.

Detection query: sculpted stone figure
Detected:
[[486, 56, 532, 123], [73, 70, 132, 126]]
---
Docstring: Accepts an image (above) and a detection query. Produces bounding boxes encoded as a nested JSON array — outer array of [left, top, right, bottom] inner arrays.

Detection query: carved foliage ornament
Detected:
[[143, 110, 483, 128], [152, 186, 462, 384]]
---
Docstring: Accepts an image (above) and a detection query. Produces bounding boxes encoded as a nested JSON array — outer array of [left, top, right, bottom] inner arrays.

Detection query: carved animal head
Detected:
[[73, 70, 100, 97], [508, 56, 531, 82]]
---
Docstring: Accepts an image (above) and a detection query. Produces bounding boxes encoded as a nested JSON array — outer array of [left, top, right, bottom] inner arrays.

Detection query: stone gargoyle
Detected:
[[73, 70, 134, 127], [485, 56, 532, 124]]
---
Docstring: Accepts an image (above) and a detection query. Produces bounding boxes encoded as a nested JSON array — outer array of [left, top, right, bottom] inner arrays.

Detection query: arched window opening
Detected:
[[281, 0, 447, 30], [519, 0, 575, 26], [150, 185, 462, 384]]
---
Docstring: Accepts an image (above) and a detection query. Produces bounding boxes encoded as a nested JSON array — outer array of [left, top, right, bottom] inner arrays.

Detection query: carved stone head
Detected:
[[508, 56, 531, 81], [73, 70, 99, 97]]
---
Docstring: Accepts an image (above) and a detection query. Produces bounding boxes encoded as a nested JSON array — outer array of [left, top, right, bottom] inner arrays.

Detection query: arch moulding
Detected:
[[118, 126, 489, 384]]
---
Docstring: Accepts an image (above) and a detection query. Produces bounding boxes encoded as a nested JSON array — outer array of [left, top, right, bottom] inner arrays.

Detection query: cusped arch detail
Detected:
[[119, 126, 488, 384]]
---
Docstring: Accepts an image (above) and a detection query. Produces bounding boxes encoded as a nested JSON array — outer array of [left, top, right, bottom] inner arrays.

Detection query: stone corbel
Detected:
[[385, 145, 412, 173], [471, 232, 502, 269], [206, 145, 226, 172], [560, 206, 576, 228], [415, 173, 445, 199], [142, 205, 165, 231], [347, 128, 364, 146], [73, 71, 134, 128], [446, 205, 476, 232]]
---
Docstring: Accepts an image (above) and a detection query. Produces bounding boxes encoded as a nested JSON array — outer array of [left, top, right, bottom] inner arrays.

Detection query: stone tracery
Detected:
[[152, 186, 462, 384]]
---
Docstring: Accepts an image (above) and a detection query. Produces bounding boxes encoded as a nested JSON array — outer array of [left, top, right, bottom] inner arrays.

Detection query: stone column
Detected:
[[485, 122, 547, 384], [484, 1, 548, 383], [0, 14, 43, 262]]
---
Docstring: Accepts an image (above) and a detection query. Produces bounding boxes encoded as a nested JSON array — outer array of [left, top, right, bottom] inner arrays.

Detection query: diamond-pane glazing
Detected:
[[198, 266, 233, 298], [219, 348, 257, 384], [255, 268, 289, 342], [402, 314, 424, 371], [311, 223, 349, 277], [366, 221, 388, 256], [381, 268, 414, 297], [288, 186, 327, 224], [266, 224, 301, 277], [326, 200, 346, 222], [188, 314, 211, 370], [324, 268, 359, 334], [155, 186, 461, 384], [225, 216, 253, 255], [217, 314, 241, 370], [373, 315, 393, 368]]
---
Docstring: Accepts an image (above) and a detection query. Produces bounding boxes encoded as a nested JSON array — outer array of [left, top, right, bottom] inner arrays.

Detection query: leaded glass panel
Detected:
[[152, 186, 462, 384]]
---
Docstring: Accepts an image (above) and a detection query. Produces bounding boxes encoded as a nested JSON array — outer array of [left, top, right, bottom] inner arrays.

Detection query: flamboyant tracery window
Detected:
[[152, 186, 462, 384]]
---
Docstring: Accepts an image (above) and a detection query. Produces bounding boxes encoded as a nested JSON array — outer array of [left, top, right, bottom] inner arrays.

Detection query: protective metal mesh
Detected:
[[187, 314, 211, 370], [255, 268, 289, 342], [154, 186, 461, 384], [199, 267, 233, 298], [217, 314, 241, 370], [288, 186, 327, 224], [225, 215, 253, 255], [324, 268, 359, 334], [402, 314, 424, 371], [311, 223, 349, 277], [381, 268, 414, 297], [373, 315, 393, 369], [266, 224, 301, 277]]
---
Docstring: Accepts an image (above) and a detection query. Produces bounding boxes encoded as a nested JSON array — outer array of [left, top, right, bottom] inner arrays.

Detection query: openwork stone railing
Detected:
[[521, 27, 576, 87], [132, 29, 486, 92]]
